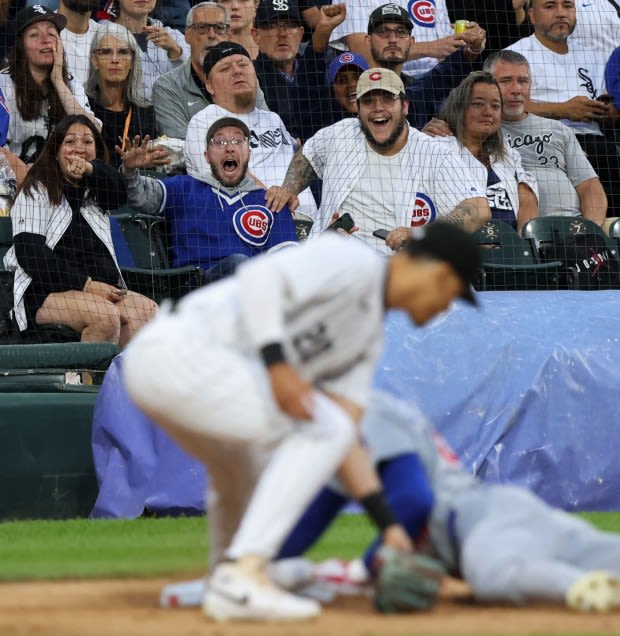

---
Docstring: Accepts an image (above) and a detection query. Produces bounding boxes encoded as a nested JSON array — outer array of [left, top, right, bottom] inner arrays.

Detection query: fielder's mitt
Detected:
[[373, 546, 446, 613]]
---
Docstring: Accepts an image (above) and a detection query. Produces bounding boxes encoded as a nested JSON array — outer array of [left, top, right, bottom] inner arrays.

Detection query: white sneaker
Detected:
[[566, 571, 620, 612], [204, 562, 321, 622]]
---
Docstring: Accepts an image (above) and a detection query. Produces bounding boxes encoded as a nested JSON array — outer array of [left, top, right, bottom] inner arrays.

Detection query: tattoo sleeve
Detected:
[[282, 150, 317, 194], [442, 200, 482, 232]]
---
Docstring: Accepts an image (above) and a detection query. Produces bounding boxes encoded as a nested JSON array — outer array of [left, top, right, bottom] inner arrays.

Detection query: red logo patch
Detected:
[[233, 205, 274, 247], [410, 192, 436, 228], [409, 0, 436, 27], [369, 71, 383, 81]]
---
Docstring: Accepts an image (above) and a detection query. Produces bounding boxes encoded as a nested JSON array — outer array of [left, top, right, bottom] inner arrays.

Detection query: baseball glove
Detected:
[[373, 546, 446, 613]]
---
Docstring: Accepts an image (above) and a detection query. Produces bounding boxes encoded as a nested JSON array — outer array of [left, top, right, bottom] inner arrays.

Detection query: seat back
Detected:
[[522, 216, 619, 262], [474, 220, 537, 266]]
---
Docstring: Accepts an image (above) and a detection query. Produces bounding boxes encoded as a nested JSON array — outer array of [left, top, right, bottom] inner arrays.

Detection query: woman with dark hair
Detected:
[[439, 70, 538, 231], [0, 5, 99, 166], [85, 22, 157, 166], [4, 113, 158, 346]]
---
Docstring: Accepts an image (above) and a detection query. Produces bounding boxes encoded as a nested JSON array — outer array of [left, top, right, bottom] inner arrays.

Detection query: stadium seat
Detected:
[[473, 220, 562, 291], [606, 218, 620, 248], [522, 216, 620, 263], [111, 210, 204, 302]]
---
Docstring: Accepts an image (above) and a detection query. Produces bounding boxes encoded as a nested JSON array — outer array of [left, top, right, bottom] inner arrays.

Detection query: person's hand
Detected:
[[386, 227, 411, 252], [50, 33, 65, 85], [382, 524, 413, 552], [65, 156, 93, 182], [559, 96, 610, 122], [116, 135, 170, 176], [460, 22, 486, 56], [421, 117, 453, 137], [327, 211, 358, 235], [265, 185, 299, 213], [416, 35, 465, 61], [143, 25, 183, 59], [267, 362, 315, 420], [316, 3, 346, 32], [84, 279, 127, 303]]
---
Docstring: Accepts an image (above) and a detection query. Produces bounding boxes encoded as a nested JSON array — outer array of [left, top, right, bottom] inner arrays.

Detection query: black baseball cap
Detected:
[[206, 116, 251, 145], [404, 223, 481, 305], [15, 5, 67, 35], [367, 3, 413, 33], [202, 42, 251, 78], [255, 0, 302, 27]]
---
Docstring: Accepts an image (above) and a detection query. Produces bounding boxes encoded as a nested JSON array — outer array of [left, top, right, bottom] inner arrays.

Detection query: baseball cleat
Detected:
[[566, 571, 620, 612], [203, 562, 321, 622]]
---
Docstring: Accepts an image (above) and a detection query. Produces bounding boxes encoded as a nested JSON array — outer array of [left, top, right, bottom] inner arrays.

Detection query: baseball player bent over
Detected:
[[123, 223, 481, 622]]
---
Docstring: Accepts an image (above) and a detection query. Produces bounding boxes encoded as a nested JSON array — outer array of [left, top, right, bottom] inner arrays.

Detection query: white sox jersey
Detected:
[[302, 118, 483, 253], [183, 103, 318, 220], [506, 36, 606, 136], [502, 113, 597, 217]]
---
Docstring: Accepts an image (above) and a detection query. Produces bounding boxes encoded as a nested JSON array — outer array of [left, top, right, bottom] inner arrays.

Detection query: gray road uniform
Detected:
[[502, 114, 598, 218], [362, 391, 620, 605]]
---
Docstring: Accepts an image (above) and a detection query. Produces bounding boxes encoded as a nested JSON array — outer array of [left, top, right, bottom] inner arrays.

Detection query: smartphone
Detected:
[[327, 212, 355, 233], [373, 228, 390, 241], [598, 94, 614, 104]]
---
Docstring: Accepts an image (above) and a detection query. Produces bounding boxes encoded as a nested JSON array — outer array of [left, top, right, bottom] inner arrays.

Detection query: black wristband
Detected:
[[260, 342, 286, 367], [359, 491, 398, 531]]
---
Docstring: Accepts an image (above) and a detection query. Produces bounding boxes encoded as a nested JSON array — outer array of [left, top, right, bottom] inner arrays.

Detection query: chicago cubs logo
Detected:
[[408, 0, 436, 28], [410, 192, 436, 228], [232, 205, 274, 247], [369, 71, 383, 81], [338, 52, 355, 64]]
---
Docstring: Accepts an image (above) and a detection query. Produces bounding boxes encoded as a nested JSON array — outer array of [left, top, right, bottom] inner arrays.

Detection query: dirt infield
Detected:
[[2, 577, 620, 636]]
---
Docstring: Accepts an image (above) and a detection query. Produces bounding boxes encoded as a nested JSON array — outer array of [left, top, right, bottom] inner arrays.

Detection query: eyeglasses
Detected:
[[189, 21, 230, 35], [209, 136, 249, 148], [358, 93, 401, 106], [94, 47, 134, 58], [259, 22, 301, 34], [373, 26, 411, 39]]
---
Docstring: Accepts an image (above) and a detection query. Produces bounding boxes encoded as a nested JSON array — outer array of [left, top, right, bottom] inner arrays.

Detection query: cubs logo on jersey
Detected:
[[232, 205, 274, 247], [410, 192, 436, 228], [408, 0, 436, 28]]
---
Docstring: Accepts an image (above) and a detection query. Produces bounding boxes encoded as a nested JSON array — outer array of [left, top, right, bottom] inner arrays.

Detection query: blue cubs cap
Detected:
[[327, 52, 370, 86]]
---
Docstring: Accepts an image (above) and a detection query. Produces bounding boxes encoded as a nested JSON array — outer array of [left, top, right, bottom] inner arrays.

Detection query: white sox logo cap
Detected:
[[356, 68, 405, 100], [15, 4, 67, 35]]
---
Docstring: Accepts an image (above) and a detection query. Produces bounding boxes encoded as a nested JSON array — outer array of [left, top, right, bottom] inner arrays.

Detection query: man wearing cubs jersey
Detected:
[[183, 41, 318, 220], [267, 68, 490, 255], [484, 49, 607, 225], [123, 219, 482, 621], [120, 117, 298, 283]]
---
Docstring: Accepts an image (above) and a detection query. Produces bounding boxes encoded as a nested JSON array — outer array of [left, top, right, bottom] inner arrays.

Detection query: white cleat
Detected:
[[566, 571, 620, 612], [204, 562, 321, 622]]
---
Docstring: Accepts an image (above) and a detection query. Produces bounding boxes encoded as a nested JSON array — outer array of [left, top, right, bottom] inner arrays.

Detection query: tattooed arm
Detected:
[[441, 197, 490, 232], [265, 150, 318, 213]]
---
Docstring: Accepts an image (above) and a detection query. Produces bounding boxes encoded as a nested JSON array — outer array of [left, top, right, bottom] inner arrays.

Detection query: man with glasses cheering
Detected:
[[119, 116, 298, 282], [252, 0, 346, 142], [152, 1, 268, 139]]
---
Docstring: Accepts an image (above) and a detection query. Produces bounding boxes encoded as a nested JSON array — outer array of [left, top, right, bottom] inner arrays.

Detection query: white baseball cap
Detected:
[[356, 68, 405, 100]]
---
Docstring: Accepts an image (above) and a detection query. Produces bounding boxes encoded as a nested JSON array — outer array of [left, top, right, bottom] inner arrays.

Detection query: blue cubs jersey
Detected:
[[161, 176, 298, 270]]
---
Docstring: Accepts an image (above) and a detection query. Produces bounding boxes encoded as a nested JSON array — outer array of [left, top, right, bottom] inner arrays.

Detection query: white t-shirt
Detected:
[[60, 19, 99, 87], [302, 118, 483, 250], [329, 0, 453, 79], [184, 103, 318, 219], [571, 0, 620, 62], [506, 35, 606, 135], [0, 70, 98, 163]]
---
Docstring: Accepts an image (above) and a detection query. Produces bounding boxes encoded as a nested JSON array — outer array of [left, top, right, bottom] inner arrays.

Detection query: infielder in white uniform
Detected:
[[266, 68, 491, 254], [123, 223, 482, 622], [359, 391, 620, 612]]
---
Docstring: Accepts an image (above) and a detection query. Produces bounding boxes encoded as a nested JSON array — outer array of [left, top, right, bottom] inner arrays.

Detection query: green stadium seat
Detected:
[[473, 220, 563, 291]]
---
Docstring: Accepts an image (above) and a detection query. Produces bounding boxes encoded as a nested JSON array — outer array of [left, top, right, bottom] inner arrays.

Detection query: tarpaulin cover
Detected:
[[91, 291, 620, 518]]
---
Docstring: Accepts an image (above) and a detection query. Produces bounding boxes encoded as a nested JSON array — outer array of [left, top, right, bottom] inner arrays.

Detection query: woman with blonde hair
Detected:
[[85, 22, 157, 166]]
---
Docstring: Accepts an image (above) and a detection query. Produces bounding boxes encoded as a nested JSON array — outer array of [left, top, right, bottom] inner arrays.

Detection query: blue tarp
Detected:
[[91, 291, 620, 518]]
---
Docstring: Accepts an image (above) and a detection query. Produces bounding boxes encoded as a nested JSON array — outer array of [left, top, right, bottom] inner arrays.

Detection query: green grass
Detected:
[[0, 513, 374, 581], [0, 511, 618, 582]]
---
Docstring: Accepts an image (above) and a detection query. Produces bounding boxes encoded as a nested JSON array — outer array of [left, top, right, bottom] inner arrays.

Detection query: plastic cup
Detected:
[[454, 20, 468, 34]]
